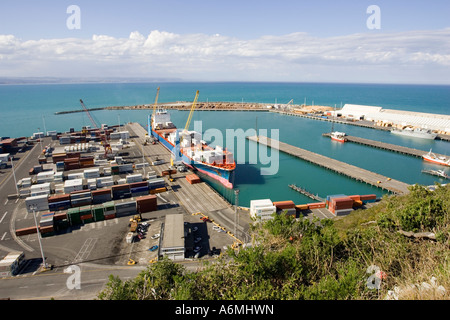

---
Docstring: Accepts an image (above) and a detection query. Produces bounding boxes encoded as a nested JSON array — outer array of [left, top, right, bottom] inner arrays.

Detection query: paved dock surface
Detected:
[[247, 135, 410, 195], [323, 133, 446, 159]]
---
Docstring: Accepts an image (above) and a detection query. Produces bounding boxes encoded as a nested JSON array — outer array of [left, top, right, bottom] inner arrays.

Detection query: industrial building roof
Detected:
[[162, 214, 185, 249]]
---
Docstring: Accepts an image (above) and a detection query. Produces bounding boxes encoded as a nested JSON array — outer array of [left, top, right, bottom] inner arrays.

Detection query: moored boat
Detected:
[[330, 131, 346, 143], [391, 127, 437, 140], [422, 149, 450, 167]]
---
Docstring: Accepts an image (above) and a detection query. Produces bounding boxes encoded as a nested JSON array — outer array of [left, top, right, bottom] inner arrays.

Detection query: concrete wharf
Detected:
[[322, 133, 447, 159], [247, 135, 411, 195]]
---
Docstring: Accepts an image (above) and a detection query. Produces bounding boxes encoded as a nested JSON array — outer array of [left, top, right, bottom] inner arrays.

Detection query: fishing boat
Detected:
[[330, 131, 347, 143], [148, 90, 236, 189], [422, 149, 450, 167], [391, 127, 437, 140], [421, 169, 449, 179]]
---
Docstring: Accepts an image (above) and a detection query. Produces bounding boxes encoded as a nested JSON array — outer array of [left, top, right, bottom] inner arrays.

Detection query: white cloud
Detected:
[[0, 29, 449, 83]]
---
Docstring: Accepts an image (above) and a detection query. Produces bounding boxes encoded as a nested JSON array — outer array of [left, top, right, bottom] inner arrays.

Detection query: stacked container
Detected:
[[48, 194, 71, 211], [328, 196, 354, 216], [91, 188, 112, 204], [30, 183, 52, 197], [70, 190, 92, 207], [250, 199, 276, 220], [148, 178, 165, 190], [64, 179, 83, 194], [103, 201, 116, 220], [79, 206, 94, 223], [83, 168, 100, 179], [130, 181, 149, 197], [25, 195, 49, 213], [67, 207, 82, 226], [96, 176, 114, 188], [39, 212, 55, 237], [273, 200, 296, 216], [126, 173, 143, 184], [64, 157, 80, 171], [80, 156, 94, 168], [91, 205, 105, 222], [53, 212, 69, 231], [136, 195, 157, 213], [36, 171, 55, 183], [360, 194, 377, 203], [114, 199, 137, 217], [112, 184, 131, 200]]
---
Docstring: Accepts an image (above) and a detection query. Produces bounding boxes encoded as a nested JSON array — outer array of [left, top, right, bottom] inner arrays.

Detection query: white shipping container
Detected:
[[0, 153, 10, 162], [83, 168, 100, 178], [126, 174, 142, 183], [68, 173, 84, 180], [25, 195, 49, 213]]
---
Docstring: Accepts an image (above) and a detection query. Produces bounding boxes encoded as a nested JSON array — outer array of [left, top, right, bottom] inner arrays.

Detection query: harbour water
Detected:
[[0, 82, 449, 206]]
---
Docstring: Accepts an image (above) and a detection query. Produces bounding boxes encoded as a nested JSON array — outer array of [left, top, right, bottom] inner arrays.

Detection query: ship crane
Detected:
[[184, 90, 200, 132], [152, 87, 160, 118], [79, 99, 112, 158]]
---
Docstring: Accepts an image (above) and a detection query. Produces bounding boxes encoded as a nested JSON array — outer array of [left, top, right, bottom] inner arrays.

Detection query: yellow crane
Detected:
[[184, 90, 200, 132]]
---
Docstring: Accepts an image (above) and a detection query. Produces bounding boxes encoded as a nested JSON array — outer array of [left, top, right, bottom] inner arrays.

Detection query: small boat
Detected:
[[391, 127, 437, 140], [330, 131, 347, 143], [422, 149, 450, 167], [421, 169, 449, 179]]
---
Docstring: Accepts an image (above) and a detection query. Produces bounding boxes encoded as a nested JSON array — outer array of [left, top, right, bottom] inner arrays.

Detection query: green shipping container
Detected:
[[92, 205, 105, 221], [103, 201, 115, 212], [79, 205, 92, 215], [67, 207, 81, 226]]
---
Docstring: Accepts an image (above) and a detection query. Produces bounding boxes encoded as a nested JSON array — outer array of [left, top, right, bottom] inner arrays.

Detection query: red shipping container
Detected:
[[15, 226, 38, 236], [307, 202, 326, 209], [360, 194, 377, 201], [48, 194, 70, 203], [54, 212, 68, 221], [348, 195, 361, 201], [104, 213, 116, 220], [273, 200, 296, 210], [92, 188, 112, 196]]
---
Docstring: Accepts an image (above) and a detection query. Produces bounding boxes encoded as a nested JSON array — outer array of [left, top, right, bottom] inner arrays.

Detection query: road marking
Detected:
[[4, 200, 8, 206], [0, 212, 8, 224], [1, 232, 7, 240], [15, 198, 19, 204]]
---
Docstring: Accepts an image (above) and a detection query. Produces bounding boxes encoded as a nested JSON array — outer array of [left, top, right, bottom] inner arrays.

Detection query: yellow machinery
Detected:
[[184, 90, 200, 132]]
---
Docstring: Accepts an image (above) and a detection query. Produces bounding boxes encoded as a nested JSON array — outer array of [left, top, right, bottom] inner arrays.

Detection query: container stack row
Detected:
[[16, 195, 158, 238]]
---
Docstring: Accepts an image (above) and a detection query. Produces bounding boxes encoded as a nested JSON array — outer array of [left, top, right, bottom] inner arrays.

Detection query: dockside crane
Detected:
[[152, 87, 160, 118], [79, 99, 112, 158], [184, 90, 200, 132]]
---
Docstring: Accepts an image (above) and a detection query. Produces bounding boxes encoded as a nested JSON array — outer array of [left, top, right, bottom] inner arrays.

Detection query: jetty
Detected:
[[288, 184, 325, 202], [247, 135, 411, 195], [322, 133, 447, 159]]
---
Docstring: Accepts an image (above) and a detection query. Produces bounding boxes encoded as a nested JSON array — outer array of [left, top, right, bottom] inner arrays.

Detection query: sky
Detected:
[[0, 0, 449, 84]]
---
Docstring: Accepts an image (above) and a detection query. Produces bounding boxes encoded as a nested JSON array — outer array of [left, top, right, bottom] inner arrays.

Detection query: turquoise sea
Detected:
[[0, 82, 449, 206]]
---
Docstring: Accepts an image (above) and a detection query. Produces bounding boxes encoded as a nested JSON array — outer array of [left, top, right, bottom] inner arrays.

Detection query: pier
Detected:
[[288, 184, 325, 202], [247, 135, 411, 195], [322, 133, 447, 159]]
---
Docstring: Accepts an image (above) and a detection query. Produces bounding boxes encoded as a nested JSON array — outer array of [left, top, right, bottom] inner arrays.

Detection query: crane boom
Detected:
[[184, 90, 199, 132], [152, 87, 160, 117], [80, 99, 99, 129]]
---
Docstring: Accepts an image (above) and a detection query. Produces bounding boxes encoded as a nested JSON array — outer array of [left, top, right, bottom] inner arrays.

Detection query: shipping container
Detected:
[[273, 200, 296, 210], [307, 202, 326, 209]]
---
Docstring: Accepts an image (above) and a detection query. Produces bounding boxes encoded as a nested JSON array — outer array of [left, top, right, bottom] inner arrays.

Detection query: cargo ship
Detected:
[[422, 149, 450, 167], [147, 91, 236, 189], [390, 127, 437, 140]]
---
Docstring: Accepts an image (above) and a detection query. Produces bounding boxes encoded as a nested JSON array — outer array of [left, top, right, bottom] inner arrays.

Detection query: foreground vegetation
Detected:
[[98, 184, 450, 300]]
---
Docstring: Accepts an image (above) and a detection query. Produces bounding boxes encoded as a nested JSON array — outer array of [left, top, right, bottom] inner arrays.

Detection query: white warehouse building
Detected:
[[330, 104, 450, 134]]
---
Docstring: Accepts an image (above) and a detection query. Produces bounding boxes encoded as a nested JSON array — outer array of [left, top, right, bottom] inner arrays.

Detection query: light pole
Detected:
[[31, 205, 47, 270], [234, 189, 240, 237], [10, 156, 19, 195]]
